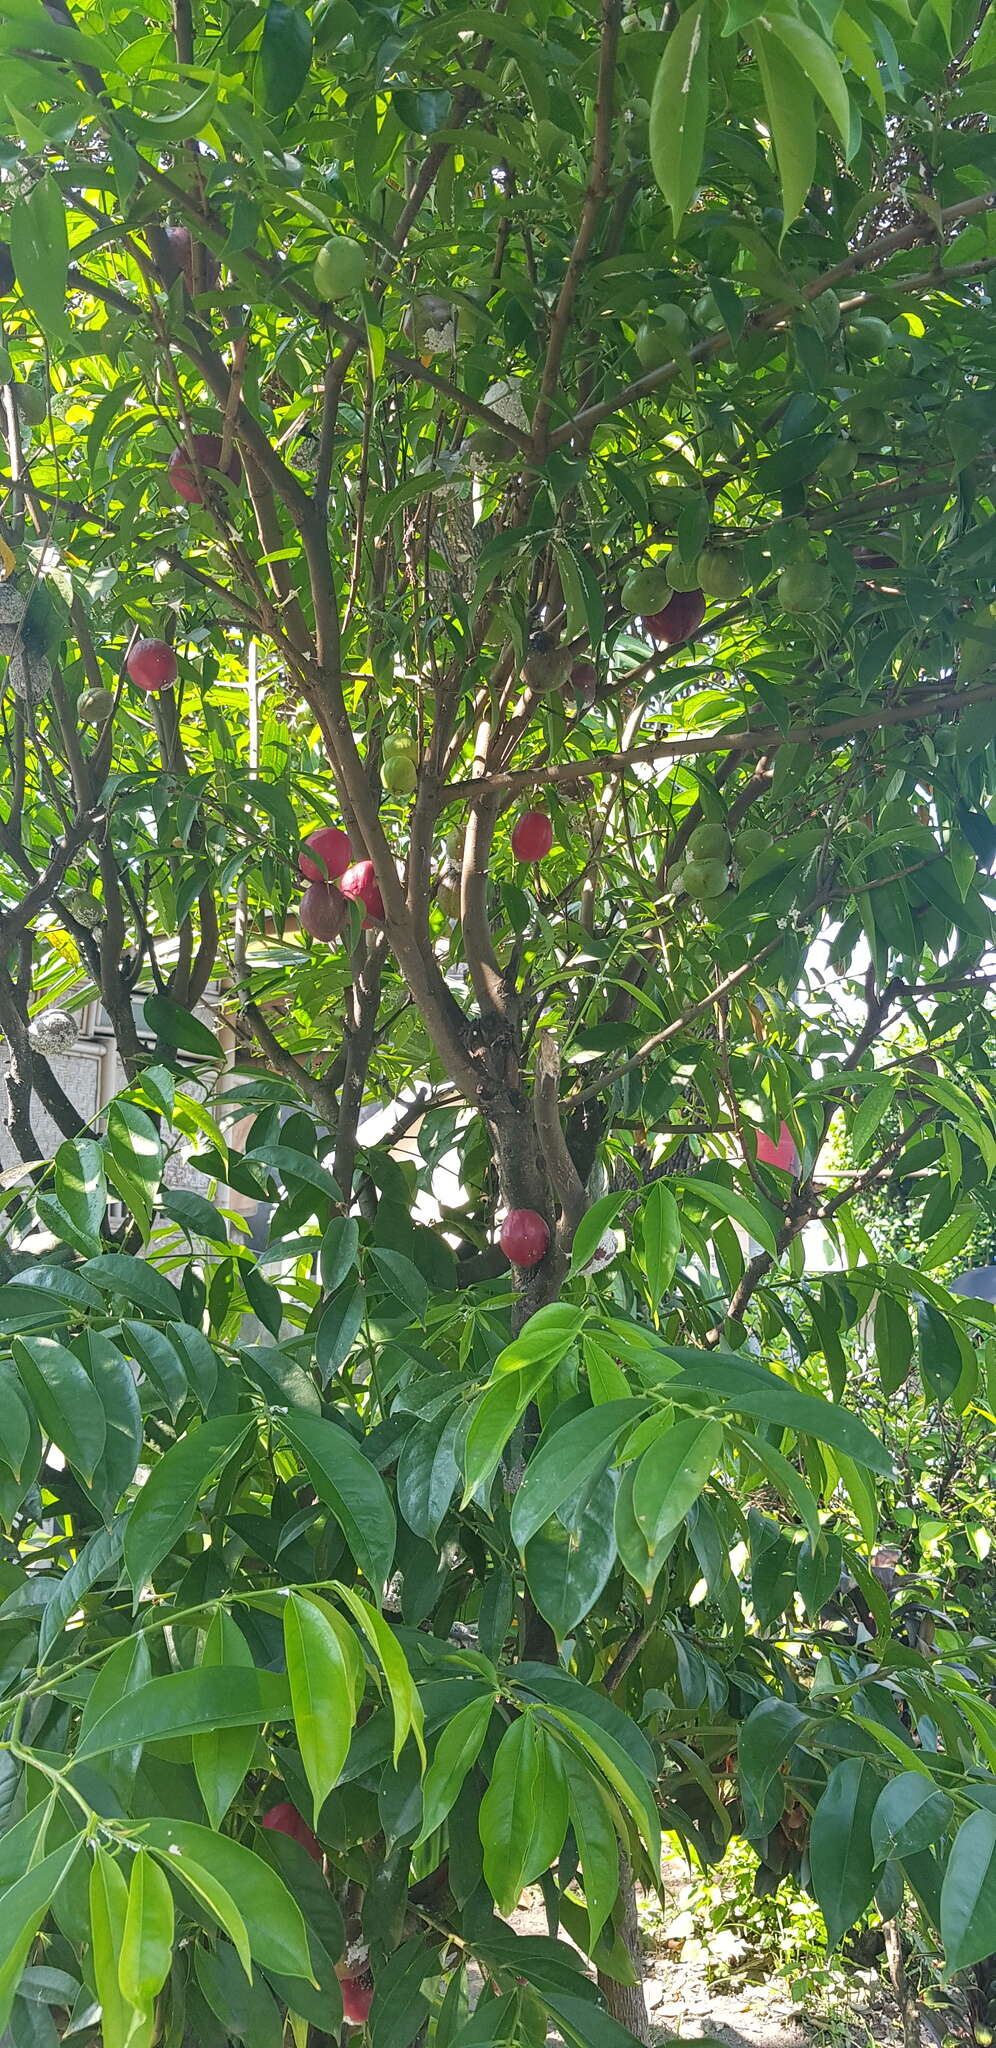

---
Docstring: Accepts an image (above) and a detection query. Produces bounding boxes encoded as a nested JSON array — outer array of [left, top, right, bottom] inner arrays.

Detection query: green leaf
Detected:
[[78, 1667, 291, 1755], [140, 1821, 311, 1978], [397, 1405, 461, 1541], [143, 993, 221, 1058], [731, 1427, 820, 1541], [89, 1849, 133, 2048], [38, 1519, 125, 1664], [281, 1410, 396, 1594], [874, 1292, 913, 1398], [12, 1335, 106, 1482], [319, 1217, 360, 1295], [871, 1774, 953, 1866], [334, 1583, 425, 1764], [640, 1181, 681, 1301], [52, 1137, 106, 1253], [538, 1705, 661, 1876], [510, 1400, 644, 1551], [152, 1849, 251, 1980], [258, 0, 313, 117], [671, 1177, 778, 1254], [738, 1698, 806, 1808], [748, 24, 817, 229], [810, 1757, 880, 1947], [0, 1361, 32, 1482], [916, 1297, 962, 1403], [10, 172, 67, 335], [284, 1591, 361, 1822], [561, 1748, 620, 1948], [414, 1691, 496, 1846], [659, 1349, 893, 1475], [192, 1608, 258, 1829], [480, 1713, 568, 1914], [648, 0, 711, 234], [82, 1255, 183, 1321], [630, 1415, 724, 1553], [940, 1810, 996, 1973], [0, 1841, 83, 2034], [370, 1247, 428, 1319], [851, 1077, 895, 1164], [524, 1470, 618, 1640], [760, 4, 851, 144], [392, 87, 452, 133], [122, 1321, 188, 1416], [119, 1852, 174, 2017], [569, 1193, 627, 1276], [123, 1415, 253, 1596], [105, 1100, 163, 1237]]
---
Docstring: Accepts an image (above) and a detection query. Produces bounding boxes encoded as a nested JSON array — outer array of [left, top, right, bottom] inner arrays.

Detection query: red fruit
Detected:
[[300, 881, 347, 944], [511, 810, 554, 862], [126, 638, 177, 692], [499, 1208, 550, 1268], [339, 859, 385, 923], [299, 825, 352, 883], [162, 225, 220, 293], [568, 660, 597, 710], [260, 1801, 323, 1864], [338, 1971, 374, 2026], [643, 588, 706, 647], [754, 1121, 799, 1173], [168, 433, 241, 505]]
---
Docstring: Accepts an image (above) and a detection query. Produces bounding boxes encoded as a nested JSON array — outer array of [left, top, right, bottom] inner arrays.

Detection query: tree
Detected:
[[2, 0, 996, 2041]]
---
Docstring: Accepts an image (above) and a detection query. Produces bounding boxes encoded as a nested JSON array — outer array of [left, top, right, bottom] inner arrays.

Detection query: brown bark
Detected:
[[597, 1854, 651, 2044]]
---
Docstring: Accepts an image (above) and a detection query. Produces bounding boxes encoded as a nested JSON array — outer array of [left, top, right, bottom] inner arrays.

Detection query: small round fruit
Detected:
[[777, 560, 832, 614], [338, 1972, 374, 2026], [339, 858, 385, 923], [809, 289, 840, 339], [932, 726, 958, 756], [665, 865, 687, 897], [436, 872, 461, 917], [445, 826, 464, 862], [754, 1121, 799, 1172], [643, 588, 706, 647], [28, 1009, 77, 1053], [566, 659, 597, 710], [78, 686, 114, 726], [300, 881, 347, 943], [63, 888, 103, 929], [168, 433, 240, 504], [848, 406, 888, 450], [683, 856, 730, 900], [383, 750, 417, 795], [622, 562, 673, 614], [313, 235, 369, 302], [847, 314, 894, 359], [126, 638, 177, 691], [383, 731, 417, 760], [510, 810, 554, 862], [666, 552, 702, 593], [499, 1208, 551, 1268], [696, 550, 747, 601], [299, 825, 352, 883], [735, 825, 772, 862], [261, 1801, 323, 1864], [160, 225, 220, 293], [522, 637, 569, 693], [819, 438, 858, 480], [15, 383, 48, 427], [634, 306, 689, 369], [686, 821, 731, 861]]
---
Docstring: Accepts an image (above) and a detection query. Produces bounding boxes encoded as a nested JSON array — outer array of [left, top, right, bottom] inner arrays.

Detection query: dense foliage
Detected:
[[3, 0, 996, 2042]]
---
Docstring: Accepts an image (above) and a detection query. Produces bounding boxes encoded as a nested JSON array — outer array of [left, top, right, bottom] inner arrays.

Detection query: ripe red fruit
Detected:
[[643, 588, 706, 647], [499, 1208, 550, 1268], [566, 660, 597, 711], [168, 433, 241, 505], [126, 638, 177, 692], [299, 825, 352, 883], [338, 1971, 374, 2025], [511, 810, 554, 862], [300, 882, 347, 943], [754, 1121, 799, 1173], [260, 1801, 323, 1863], [339, 859, 385, 923]]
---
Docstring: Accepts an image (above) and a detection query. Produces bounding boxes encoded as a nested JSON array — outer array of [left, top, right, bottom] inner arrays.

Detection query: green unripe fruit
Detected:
[[819, 438, 858, 479], [313, 235, 369, 301], [383, 750, 417, 794], [16, 383, 48, 426], [445, 826, 464, 862], [436, 873, 461, 916], [665, 865, 687, 897], [960, 604, 996, 682], [778, 559, 832, 613], [466, 426, 516, 462], [686, 821, 731, 861], [622, 562, 673, 614], [696, 549, 747, 601], [63, 887, 103, 928], [77, 686, 114, 726], [848, 407, 888, 452], [735, 825, 772, 862], [809, 290, 840, 339], [931, 726, 958, 756], [634, 305, 689, 368], [383, 732, 417, 762], [683, 856, 730, 900], [847, 315, 895, 359], [666, 551, 702, 592]]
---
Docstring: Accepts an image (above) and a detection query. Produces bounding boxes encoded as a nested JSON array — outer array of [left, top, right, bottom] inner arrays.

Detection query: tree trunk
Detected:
[[597, 1855, 651, 2044]]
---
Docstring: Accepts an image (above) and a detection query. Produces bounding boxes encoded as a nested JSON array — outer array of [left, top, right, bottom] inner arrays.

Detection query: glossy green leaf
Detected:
[[258, 0, 313, 117], [0, 1841, 83, 2034], [414, 1690, 496, 1846], [630, 1415, 724, 1553], [510, 1400, 643, 1551], [119, 1852, 174, 2016], [10, 173, 67, 335], [810, 1757, 880, 1947], [192, 1608, 258, 1829], [284, 1590, 361, 1821], [281, 1410, 396, 1593], [143, 993, 222, 1057], [649, 0, 710, 234], [12, 1335, 106, 1481], [89, 1849, 133, 2048], [124, 1415, 253, 1596], [139, 1821, 311, 1977], [940, 1809, 996, 1972], [78, 1666, 291, 1755], [871, 1774, 953, 1866]]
